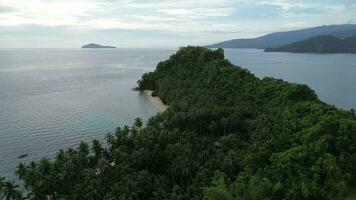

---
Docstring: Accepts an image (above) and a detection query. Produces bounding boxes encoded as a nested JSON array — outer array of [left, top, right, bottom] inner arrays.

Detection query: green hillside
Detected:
[[1, 47, 356, 200]]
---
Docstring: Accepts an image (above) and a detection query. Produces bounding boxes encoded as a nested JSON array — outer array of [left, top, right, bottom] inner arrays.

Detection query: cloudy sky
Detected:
[[0, 0, 355, 48]]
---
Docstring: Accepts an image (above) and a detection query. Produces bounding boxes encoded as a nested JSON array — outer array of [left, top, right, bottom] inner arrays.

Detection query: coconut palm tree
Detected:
[[1, 181, 23, 200], [15, 163, 27, 181], [0, 176, 5, 199], [0, 176, 5, 187], [134, 117, 143, 129]]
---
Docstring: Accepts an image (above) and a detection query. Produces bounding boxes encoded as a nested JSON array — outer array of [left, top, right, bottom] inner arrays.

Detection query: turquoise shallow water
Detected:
[[0, 48, 355, 180], [0, 49, 173, 178]]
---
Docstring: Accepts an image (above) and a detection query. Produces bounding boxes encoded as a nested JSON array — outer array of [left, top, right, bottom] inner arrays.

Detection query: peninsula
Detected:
[[265, 35, 356, 53], [2, 47, 356, 200]]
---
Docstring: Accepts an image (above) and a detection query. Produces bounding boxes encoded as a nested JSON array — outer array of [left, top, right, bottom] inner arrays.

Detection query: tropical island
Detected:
[[81, 43, 116, 49], [265, 35, 356, 53], [1, 47, 356, 200]]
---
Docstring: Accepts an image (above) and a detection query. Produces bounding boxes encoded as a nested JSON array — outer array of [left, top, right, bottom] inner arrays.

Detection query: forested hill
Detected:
[[265, 35, 356, 53], [206, 24, 356, 48], [1, 47, 356, 200]]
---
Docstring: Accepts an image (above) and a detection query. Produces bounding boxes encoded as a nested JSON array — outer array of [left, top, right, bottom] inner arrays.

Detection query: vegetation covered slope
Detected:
[[265, 35, 356, 53], [1, 47, 356, 200], [206, 24, 356, 48]]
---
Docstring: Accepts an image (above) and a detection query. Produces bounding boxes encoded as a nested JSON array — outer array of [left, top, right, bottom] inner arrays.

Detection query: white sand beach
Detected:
[[144, 90, 168, 113]]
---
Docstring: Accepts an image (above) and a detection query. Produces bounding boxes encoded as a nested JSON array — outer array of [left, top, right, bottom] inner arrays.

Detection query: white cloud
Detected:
[[0, 0, 353, 30], [0, 0, 355, 47], [0, 0, 99, 26], [0, 0, 240, 32]]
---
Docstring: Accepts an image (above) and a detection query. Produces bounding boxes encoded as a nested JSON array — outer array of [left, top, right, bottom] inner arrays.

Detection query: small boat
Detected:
[[18, 154, 28, 159]]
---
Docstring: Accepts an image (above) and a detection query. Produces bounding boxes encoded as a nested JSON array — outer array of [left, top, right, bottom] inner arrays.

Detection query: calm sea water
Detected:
[[0, 49, 173, 178], [225, 49, 356, 110], [0, 48, 355, 179]]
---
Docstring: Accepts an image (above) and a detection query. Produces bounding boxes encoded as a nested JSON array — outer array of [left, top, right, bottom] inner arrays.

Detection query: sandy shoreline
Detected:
[[143, 90, 168, 113]]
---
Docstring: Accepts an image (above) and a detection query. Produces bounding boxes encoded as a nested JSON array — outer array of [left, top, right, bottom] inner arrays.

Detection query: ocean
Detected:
[[0, 48, 173, 178]]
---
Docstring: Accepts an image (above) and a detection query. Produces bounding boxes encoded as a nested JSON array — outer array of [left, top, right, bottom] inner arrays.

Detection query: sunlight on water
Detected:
[[0, 49, 173, 178]]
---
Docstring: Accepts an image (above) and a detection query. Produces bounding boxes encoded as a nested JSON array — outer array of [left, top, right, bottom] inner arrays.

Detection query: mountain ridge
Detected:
[[265, 35, 356, 53], [206, 24, 356, 49]]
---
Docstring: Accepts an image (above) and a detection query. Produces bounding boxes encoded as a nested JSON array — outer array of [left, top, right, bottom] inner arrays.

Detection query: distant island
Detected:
[[81, 43, 116, 48], [206, 24, 356, 48], [265, 35, 356, 53]]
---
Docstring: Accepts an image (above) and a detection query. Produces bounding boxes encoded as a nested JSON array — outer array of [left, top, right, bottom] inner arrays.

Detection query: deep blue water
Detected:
[[0, 48, 355, 180]]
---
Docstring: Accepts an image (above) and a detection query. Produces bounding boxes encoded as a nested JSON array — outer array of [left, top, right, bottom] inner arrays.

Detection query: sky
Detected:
[[0, 0, 355, 48]]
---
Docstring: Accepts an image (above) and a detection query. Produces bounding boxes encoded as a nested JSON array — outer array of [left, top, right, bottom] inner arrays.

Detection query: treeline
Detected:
[[1, 47, 356, 200]]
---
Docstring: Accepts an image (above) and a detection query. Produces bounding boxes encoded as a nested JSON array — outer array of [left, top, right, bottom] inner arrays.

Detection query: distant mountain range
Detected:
[[265, 35, 356, 53], [82, 43, 116, 48], [206, 24, 356, 49]]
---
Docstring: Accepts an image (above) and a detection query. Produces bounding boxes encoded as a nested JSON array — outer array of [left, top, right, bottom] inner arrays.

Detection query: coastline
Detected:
[[143, 90, 168, 113]]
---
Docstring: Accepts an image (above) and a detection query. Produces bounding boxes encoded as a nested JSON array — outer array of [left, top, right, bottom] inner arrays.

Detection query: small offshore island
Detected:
[[1, 47, 356, 200], [82, 43, 116, 49]]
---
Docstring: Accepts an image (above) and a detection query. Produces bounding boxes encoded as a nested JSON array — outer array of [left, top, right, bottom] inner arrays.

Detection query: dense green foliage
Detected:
[[265, 35, 356, 53], [1, 47, 356, 199]]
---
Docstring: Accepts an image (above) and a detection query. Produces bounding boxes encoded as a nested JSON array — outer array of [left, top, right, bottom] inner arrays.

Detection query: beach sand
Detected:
[[144, 90, 168, 113]]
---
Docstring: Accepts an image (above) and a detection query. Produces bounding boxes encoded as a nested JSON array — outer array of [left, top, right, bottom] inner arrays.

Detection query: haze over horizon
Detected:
[[0, 0, 355, 48]]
